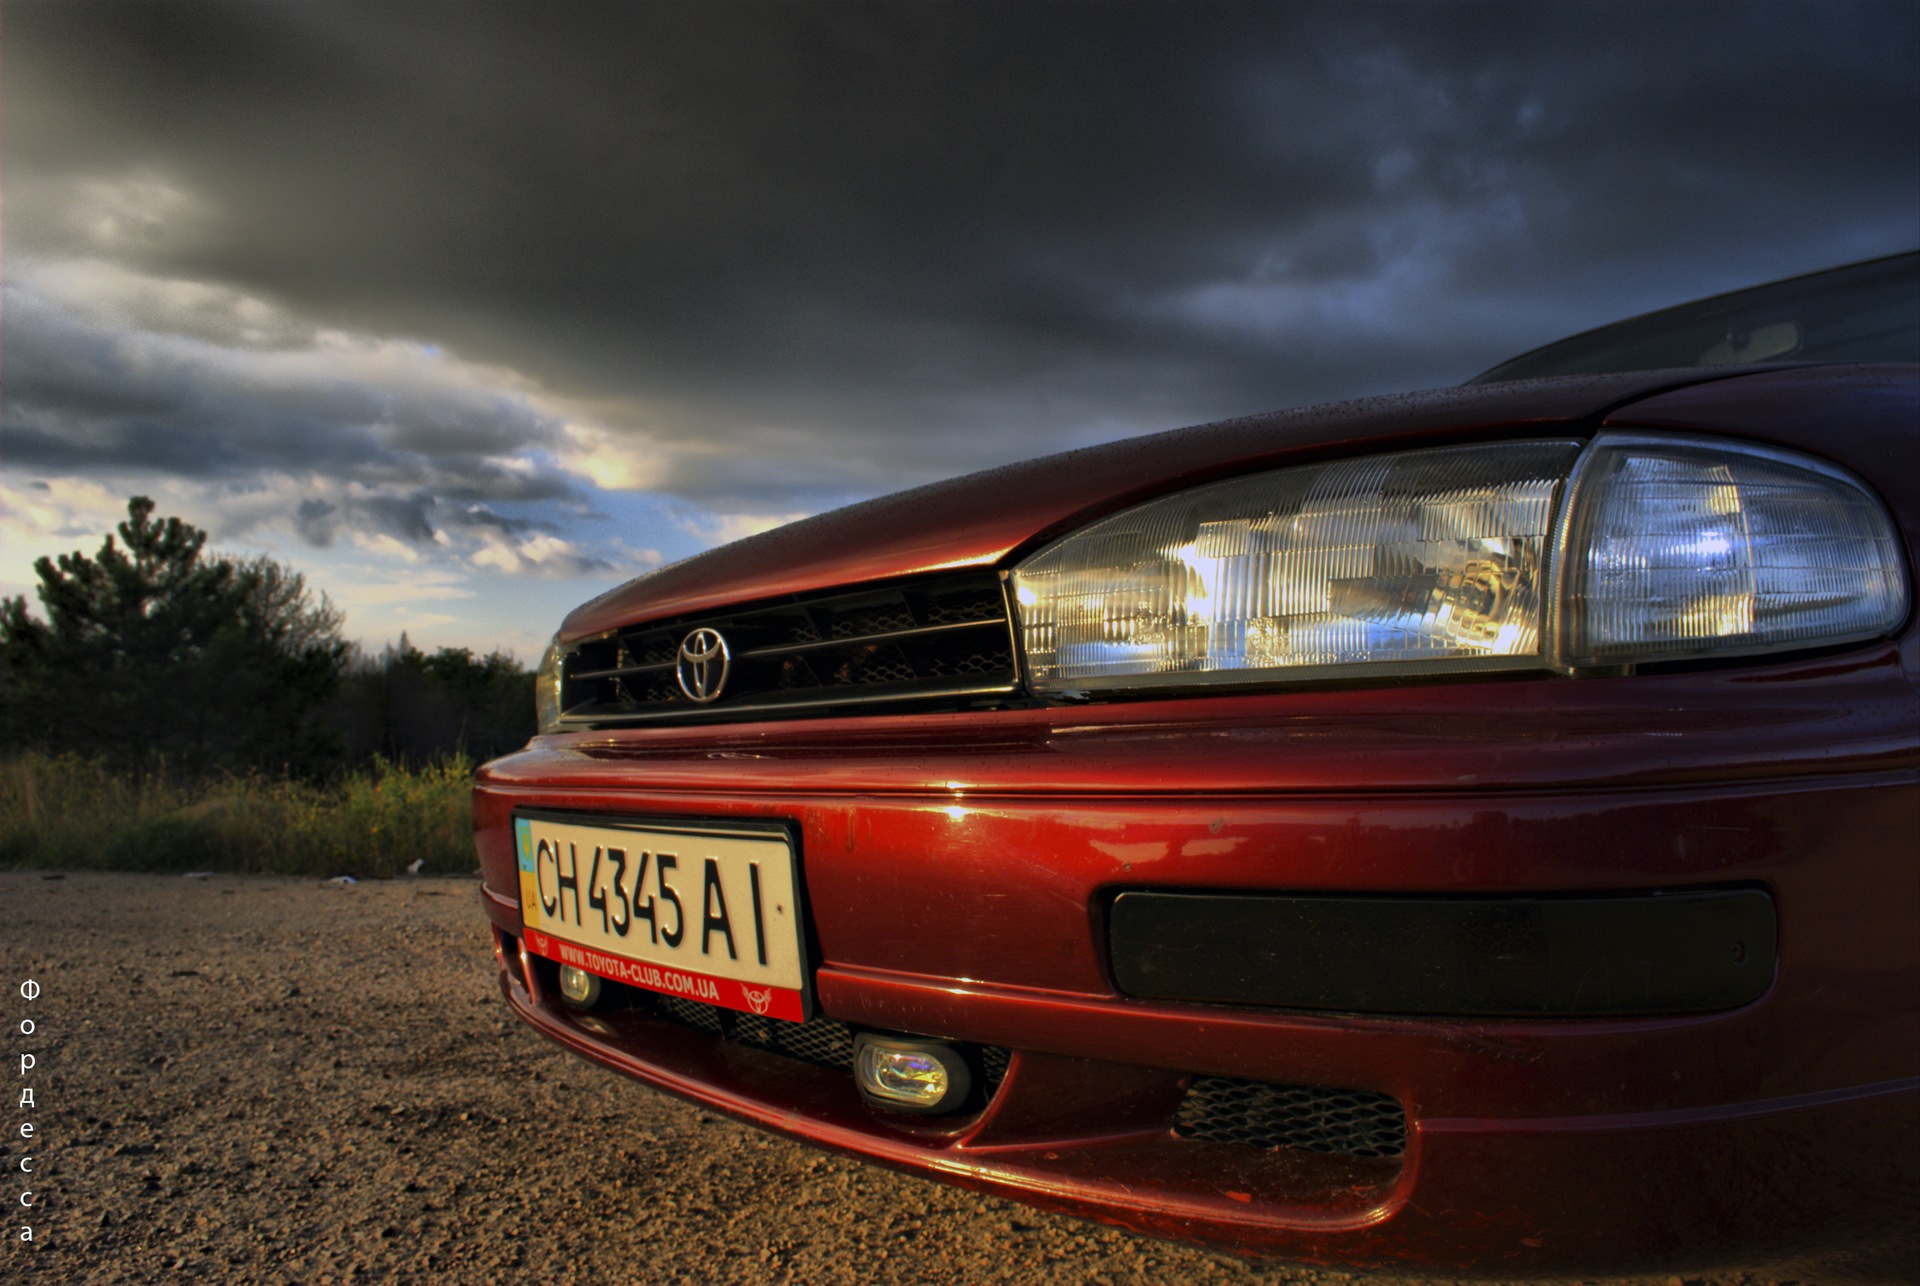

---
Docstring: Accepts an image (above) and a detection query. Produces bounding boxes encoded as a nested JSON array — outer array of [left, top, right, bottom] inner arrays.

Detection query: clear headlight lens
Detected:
[[1013, 435, 1907, 693], [1558, 436, 1909, 667], [534, 633, 565, 732], [1015, 441, 1582, 690]]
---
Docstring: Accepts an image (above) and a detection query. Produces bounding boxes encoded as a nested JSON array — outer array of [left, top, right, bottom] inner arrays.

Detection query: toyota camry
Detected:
[[472, 251, 1918, 1273]]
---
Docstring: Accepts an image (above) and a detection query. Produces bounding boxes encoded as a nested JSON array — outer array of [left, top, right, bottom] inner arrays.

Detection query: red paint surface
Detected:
[[482, 365, 1920, 1272]]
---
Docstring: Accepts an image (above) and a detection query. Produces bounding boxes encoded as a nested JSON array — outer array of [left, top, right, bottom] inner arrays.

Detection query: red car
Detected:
[[474, 253, 1918, 1274]]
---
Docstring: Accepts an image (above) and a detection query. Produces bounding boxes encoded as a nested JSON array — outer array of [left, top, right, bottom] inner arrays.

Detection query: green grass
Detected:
[[0, 752, 478, 878]]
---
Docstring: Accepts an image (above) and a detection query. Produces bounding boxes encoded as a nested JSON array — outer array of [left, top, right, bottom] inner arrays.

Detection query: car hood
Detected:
[[563, 367, 1764, 638]]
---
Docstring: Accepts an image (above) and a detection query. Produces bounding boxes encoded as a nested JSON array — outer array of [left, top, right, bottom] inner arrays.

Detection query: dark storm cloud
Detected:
[[1, 264, 586, 532], [293, 498, 339, 547], [5, 0, 1917, 514], [356, 494, 440, 546]]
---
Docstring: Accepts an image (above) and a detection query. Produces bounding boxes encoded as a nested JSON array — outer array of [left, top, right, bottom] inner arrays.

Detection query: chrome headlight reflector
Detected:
[[1014, 435, 1907, 693]]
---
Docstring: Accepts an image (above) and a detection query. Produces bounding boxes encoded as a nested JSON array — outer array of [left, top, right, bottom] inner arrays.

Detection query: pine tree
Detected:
[[0, 497, 350, 774]]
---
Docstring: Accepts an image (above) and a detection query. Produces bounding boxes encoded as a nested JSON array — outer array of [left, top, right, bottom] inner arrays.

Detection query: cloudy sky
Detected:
[[5, 1, 1916, 659]]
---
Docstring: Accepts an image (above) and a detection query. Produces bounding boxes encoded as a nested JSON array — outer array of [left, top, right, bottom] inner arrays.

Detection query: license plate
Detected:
[[513, 812, 810, 1022]]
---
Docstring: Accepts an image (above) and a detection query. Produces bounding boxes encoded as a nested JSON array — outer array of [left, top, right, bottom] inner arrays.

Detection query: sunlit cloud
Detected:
[[678, 511, 816, 548], [0, 252, 763, 653]]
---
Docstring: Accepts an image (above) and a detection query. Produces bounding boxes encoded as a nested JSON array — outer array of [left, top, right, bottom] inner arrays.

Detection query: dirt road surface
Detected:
[[0, 872, 1880, 1284]]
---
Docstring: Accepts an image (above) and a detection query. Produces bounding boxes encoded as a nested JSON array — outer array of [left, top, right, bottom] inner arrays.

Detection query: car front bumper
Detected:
[[474, 643, 1919, 1273]]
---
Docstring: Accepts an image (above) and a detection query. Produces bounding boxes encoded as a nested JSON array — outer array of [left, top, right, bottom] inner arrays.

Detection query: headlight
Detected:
[[1015, 440, 1582, 690], [1557, 435, 1909, 667], [535, 633, 565, 732], [1013, 435, 1907, 693]]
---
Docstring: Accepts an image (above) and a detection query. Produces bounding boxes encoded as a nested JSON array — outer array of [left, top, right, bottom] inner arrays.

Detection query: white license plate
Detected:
[[514, 812, 810, 1022]]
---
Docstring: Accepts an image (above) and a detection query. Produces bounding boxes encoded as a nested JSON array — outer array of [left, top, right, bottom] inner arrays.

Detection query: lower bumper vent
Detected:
[[1174, 1075, 1407, 1159], [635, 992, 1011, 1092]]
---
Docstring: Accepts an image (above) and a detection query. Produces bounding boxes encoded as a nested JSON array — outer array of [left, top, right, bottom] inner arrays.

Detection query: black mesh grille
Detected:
[[979, 1044, 1012, 1092], [634, 992, 857, 1071], [651, 992, 724, 1036], [1174, 1076, 1407, 1159], [832, 603, 914, 637], [633, 993, 1012, 1092], [731, 1010, 857, 1071], [561, 571, 1017, 726]]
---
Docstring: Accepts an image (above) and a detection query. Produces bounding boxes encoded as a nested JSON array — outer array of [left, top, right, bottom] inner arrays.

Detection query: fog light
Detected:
[[558, 965, 601, 1009], [853, 1034, 972, 1114]]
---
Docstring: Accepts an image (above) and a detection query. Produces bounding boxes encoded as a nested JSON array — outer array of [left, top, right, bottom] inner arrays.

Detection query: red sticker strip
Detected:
[[525, 930, 805, 1022]]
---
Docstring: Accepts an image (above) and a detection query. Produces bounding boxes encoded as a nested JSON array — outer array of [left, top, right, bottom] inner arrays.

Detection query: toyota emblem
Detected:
[[675, 628, 731, 703]]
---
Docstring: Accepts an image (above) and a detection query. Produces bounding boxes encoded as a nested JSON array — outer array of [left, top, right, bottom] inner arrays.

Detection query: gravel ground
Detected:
[[0, 871, 1893, 1285]]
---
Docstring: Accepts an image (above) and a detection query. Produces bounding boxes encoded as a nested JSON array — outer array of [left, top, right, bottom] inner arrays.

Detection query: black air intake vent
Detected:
[[1174, 1075, 1407, 1159], [561, 571, 1018, 726]]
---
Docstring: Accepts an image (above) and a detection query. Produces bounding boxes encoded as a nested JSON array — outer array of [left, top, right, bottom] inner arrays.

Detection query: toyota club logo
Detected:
[[675, 627, 731, 702]]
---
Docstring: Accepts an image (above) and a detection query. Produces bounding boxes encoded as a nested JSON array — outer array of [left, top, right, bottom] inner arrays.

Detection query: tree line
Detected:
[[0, 497, 534, 777]]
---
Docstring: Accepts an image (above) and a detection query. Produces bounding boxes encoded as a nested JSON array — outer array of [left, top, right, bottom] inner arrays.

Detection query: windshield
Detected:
[[1469, 251, 1919, 383]]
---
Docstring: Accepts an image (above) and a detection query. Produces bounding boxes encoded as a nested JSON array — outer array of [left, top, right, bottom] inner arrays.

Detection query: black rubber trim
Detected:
[[1110, 888, 1776, 1017]]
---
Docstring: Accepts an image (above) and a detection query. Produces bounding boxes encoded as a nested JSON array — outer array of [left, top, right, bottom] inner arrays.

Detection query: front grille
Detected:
[[634, 992, 1012, 1092], [1174, 1075, 1407, 1159], [562, 571, 1018, 726]]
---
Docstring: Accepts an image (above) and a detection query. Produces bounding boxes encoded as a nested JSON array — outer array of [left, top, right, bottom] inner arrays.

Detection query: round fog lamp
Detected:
[[558, 965, 601, 1009], [853, 1033, 972, 1114]]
